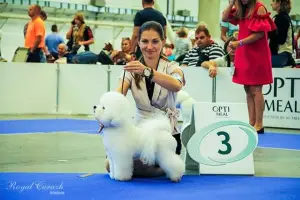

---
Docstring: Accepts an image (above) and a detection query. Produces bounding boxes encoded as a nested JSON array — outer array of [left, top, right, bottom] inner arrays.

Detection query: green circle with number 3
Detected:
[[187, 120, 258, 166]]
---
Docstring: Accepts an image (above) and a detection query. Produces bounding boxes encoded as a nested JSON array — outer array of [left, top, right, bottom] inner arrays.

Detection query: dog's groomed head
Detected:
[[94, 91, 131, 128]]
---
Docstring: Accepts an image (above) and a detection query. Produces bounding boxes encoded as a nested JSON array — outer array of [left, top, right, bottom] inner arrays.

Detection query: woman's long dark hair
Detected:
[[235, 0, 257, 19], [276, 0, 292, 13]]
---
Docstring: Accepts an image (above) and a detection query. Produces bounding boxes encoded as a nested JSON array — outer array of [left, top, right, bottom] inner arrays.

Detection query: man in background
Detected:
[[45, 24, 64, 59], [182, 26, 224, 74], [130, 0, 167, 59], [24, 4, 46, 63]]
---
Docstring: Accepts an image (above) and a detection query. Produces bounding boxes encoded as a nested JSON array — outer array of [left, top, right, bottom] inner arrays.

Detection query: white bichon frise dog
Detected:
[[94, 91, 185, 182]]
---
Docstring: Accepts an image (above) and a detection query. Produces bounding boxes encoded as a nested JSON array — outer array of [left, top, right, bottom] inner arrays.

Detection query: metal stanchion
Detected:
[[55, 63, 60, 113], [107, 65, 111, 92], [212, 77, 216, 103]]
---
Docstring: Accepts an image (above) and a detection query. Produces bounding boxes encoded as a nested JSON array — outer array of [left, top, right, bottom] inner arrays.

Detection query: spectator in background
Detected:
[[0, 29, 7, 62], [174, 27, 192, 61], [23, 10, 47, 38], [220, 19, 239, 43], [222, 0, 276, 133], [45, 24, 64, 59], [220, 0, 239, 42], [187, 28, 196, 47], [110, 37, 132, 64], [130, 0, 167, 59], [54, 43, 73, 64], [66, 12, 94, 54], [187, 22, 207, 48], [163, 43, 175, 61], [40, 11, 50, 63], [40, 10, 47, 21], [24, 4, 46, 63], [296, 29, 300, 59], [269, 0, 295, 67], [181, 25, 224, 77], [24, 9, 49, 62]]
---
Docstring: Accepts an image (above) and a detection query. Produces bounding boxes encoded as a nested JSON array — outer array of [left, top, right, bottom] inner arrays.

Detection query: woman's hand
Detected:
[[229, 41, 240, 51], [124, 61, 147, 75], [208, 65, 217, 78]]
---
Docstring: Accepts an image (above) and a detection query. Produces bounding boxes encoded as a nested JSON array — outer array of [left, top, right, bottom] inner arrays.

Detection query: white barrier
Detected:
[[0, 63, 299, 129], [57, 64, 108, 114], [0, 63, 57, 114], [182, 67, 213, 102], [215, 68, 245, 103], [215, 68, 300, 129], [262, 69, 300, 129]]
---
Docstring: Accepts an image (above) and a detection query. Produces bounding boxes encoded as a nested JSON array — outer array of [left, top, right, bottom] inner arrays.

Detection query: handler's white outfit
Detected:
[[121, 58, 182, 135]]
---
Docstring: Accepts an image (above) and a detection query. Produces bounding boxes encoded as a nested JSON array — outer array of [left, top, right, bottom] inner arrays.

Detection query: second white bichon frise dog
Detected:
[[94, 91, 185, 182]]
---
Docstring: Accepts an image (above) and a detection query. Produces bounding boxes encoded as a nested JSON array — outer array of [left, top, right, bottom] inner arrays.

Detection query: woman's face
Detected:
[[121, 39, 131, 53], [270, 0, 280, 12], [74, 17, 81, 26], [138, 29, 164, 60], [240, 0, 250, 5]]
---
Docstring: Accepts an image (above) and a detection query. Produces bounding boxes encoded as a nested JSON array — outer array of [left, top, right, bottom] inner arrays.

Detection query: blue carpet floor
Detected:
[[0, 119, 97, 134], [0, 173, 299, 200], [0, 119, 299, 150]]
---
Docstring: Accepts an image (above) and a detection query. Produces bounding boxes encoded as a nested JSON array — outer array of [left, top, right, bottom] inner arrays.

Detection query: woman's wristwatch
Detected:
[[143, 67, 154, 81]]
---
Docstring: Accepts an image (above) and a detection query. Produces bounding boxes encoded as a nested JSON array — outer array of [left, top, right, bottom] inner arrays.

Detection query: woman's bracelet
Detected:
[[239, 40, 244, 47]]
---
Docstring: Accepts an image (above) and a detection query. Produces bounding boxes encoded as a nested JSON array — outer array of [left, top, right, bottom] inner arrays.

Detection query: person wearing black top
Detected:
[[130, 0, 167, 59], [66, 12, 94, 54], [269, 0, 295, 67]]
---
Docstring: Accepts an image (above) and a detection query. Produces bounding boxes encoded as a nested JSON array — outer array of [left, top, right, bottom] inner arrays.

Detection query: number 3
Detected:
[[217, 131, 232, 155]]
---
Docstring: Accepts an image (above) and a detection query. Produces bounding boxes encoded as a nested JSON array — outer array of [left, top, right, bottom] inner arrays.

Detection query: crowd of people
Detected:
[[1, 0, 293, 69]]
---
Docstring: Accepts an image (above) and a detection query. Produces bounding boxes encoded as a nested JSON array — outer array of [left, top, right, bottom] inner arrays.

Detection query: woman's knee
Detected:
[[248, 86, 263, 96]]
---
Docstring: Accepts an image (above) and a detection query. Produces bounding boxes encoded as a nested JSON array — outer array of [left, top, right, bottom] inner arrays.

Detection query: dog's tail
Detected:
[[139, 115, 173, 165]]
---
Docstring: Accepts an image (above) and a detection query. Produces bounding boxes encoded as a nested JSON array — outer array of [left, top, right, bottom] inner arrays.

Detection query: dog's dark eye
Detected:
[[102, 106, 105, 110]]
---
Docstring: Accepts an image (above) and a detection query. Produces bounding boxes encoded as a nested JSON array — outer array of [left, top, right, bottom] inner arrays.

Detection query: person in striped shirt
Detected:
[[182, 25, 225, 77]]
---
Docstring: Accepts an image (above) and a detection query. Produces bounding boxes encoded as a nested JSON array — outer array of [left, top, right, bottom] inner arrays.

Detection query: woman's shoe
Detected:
[[257, 128, 264, 134]]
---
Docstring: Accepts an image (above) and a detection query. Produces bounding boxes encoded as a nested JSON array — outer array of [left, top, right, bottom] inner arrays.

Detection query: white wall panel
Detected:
[[57, 64, 108, 114], [0, 63, 57, 114]]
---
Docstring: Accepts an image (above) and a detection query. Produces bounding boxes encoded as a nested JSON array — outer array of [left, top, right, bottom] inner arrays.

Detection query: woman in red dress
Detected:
[[222, 0, 276, 133]]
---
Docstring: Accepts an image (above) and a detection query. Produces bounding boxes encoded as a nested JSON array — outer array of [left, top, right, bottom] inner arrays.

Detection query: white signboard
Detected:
[[263, 70, 300, 129], [184, 102, 258, 175]]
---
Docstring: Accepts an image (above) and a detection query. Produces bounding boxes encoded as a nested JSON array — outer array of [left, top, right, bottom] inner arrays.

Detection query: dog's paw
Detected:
[[170, 176, 183, 183], [109, 172, 115, 179], [114, 175, 132, 181]]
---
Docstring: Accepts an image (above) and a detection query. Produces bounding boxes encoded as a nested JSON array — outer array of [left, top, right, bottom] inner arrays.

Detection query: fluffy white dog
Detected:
[[176, 90, 196, 126], [94, 91, 185, 182]]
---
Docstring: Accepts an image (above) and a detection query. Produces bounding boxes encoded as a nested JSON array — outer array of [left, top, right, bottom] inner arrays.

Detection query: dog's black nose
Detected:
[[93, 105, 97, 109]]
